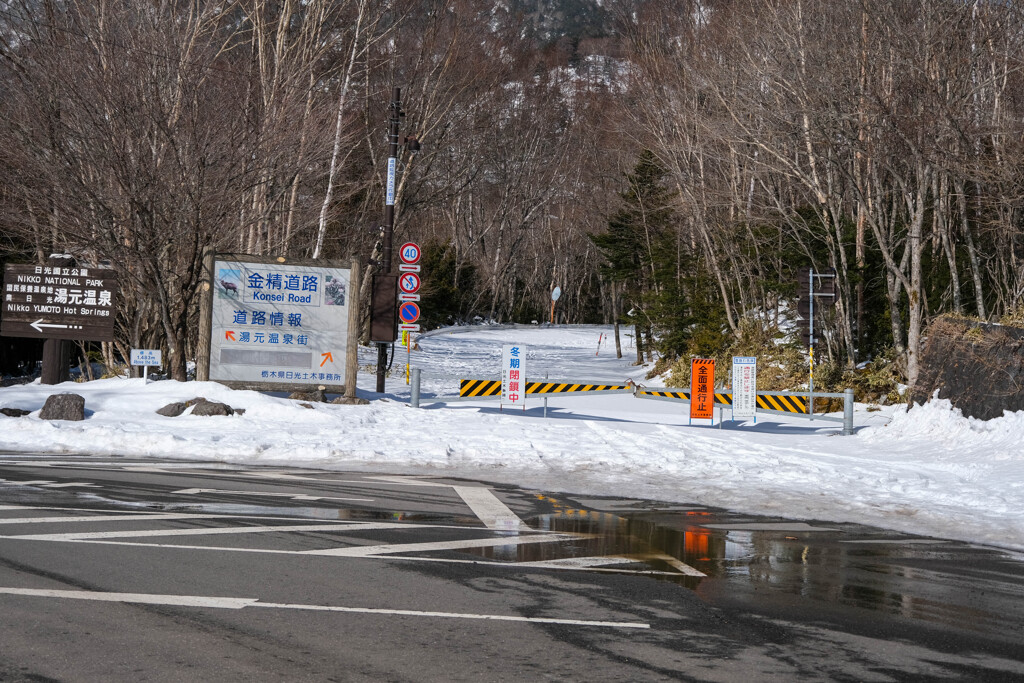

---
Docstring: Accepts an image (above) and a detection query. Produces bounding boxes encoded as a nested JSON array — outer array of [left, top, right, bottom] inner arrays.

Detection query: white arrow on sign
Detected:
[[30, 319, 83, 333]]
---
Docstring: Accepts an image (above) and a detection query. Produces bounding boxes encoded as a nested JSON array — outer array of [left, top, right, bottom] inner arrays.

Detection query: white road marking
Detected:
[[0, 513, 259, 525], [650, 553, 707, 577], [171, 488, 373, 503], [0, 478, 99, 488], [0, 587, 254, 609], [841, 539, 949, 545], [7, 522, 419, 542], [306, 533, 587, 557], [515, 556, 639, 569], [699, 523, 838, 532], [0, 587, 649, 629], [0, 533, 694, 577], [451, 486, 529, 530]]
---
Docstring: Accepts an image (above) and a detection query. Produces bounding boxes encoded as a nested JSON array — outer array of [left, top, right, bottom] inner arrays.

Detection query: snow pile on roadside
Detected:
[[1, 324, 1023, 550]]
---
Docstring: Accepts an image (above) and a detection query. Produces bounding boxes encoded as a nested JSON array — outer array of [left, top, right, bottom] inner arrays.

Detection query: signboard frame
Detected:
[[200, 252, 353, 394], [731, 356, 757, 421], [689, 358, 715, 423]]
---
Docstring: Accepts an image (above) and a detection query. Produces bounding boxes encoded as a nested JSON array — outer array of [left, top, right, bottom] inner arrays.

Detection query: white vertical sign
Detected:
[[386, 158, 396, 206], [501, 344, 526, 407], [732, 356, 757, 420]]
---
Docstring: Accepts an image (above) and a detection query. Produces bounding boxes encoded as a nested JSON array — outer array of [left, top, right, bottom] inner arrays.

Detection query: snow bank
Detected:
[[2, 325, 1022, 550]]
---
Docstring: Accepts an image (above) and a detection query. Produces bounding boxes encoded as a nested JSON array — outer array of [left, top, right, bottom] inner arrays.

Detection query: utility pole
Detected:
[[375, 87, 402, 393]]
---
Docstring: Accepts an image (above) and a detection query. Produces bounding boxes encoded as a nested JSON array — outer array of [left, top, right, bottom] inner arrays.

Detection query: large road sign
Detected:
[[207, 257, 350, 388], [1, 264, 117, 341]]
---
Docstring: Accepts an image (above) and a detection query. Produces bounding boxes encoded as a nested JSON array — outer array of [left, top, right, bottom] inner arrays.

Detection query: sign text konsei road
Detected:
[[207, 256, 350, 389], [1, 264, 117, 341]]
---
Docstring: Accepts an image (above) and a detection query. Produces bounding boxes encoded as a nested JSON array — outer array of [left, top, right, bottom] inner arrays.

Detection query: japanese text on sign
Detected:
[[1, 264, 118, 342], [732, 356, 757, 419], [209, 258, 349, 387], [501, 344, 527, 407], [689, 358, 715, 420]]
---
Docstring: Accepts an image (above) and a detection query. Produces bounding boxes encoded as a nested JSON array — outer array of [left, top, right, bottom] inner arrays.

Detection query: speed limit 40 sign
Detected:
[[399, 242, 421, 264]]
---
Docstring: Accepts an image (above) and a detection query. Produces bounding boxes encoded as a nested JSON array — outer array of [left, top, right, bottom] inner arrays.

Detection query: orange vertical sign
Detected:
[[689, 358, 715, 420]]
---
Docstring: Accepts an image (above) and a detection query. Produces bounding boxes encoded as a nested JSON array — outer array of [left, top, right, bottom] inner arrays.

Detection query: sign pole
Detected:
[[809, 269, 815, 420], [376, 87, 402, 394]]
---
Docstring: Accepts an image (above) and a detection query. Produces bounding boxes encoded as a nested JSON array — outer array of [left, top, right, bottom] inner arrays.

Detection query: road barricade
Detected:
[[410, 369, 854, 434]]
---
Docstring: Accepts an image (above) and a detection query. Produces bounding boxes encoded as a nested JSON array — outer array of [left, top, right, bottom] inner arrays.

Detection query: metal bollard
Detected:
[[411, 368, 421, 408], [843, 387, 854, 435]]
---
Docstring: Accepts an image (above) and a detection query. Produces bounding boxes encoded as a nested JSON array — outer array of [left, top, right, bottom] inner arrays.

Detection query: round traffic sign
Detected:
[[398, 301, 420, 324], [399, 242, 421, 264], [399, 272, 421, 294]]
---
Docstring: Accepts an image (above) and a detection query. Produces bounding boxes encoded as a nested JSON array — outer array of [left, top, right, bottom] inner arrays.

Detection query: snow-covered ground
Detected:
[[1, 324, 1022, 551]]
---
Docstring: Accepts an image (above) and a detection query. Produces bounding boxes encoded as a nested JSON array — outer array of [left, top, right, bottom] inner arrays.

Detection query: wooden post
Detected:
[[196, 246, 215, 382], [345, 257, 361, 399]]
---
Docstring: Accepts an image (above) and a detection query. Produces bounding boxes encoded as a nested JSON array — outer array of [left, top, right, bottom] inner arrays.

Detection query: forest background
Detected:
[[2, 0, 1023, 399]]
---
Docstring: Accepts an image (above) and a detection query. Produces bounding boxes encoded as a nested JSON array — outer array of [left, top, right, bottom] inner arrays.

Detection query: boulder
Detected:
[[190, 398, 234, 417], [156, 402, 188, 417], [0, 407, 30, 418], [331, 396, 370, 405], [39, 393, 85, 421], [289, 389, 326, 403]]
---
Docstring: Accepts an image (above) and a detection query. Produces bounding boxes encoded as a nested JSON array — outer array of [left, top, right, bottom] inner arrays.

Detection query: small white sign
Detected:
[[501, 344, 526, 407], [399, 323, 420, 331], [732, 356, 757, 420], [130, 349, 162, 367]]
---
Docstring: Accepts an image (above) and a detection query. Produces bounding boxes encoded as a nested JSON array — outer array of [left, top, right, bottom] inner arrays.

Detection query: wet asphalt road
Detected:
[[1, 453, 1023, 682]]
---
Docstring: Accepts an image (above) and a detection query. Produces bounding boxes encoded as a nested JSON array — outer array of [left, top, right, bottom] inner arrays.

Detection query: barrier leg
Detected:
[[843, 388, 854, 435], [411, 368, 421, 408]]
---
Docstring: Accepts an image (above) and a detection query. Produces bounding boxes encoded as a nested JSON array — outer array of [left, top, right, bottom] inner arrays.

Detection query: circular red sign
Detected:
[[399, 302, 420, 323], [399, 242, 421, 264], [399, 272, 421, 294]]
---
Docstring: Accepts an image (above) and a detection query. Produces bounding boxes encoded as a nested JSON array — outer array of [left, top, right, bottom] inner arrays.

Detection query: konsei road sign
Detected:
[[1, 264, 117, 341]]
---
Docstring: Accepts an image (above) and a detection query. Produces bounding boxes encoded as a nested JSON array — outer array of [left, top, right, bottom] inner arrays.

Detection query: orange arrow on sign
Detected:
[[320, 352, 333, 367], [225, 331, 236, 341]]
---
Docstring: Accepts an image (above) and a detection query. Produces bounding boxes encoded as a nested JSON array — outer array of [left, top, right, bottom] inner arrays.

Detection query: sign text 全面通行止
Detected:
[[690, 358, 715, 421]]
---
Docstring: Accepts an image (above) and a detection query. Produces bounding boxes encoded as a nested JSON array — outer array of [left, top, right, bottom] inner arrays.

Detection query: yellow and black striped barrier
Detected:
[[757, 393, 808, 414], [459, 379, 502, 397], [636, 389, 808, 414], [527, 381, 631, 394], [459, 379, 631, 398]]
